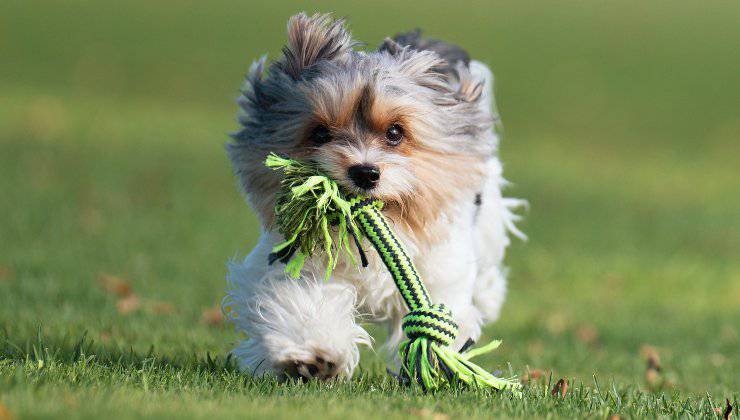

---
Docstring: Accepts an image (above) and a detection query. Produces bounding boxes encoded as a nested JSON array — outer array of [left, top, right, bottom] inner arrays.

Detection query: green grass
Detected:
[[1, 0, 739, 418]]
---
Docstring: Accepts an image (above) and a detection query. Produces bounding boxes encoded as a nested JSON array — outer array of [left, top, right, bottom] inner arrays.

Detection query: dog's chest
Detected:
[[327, 203, 478, 320]]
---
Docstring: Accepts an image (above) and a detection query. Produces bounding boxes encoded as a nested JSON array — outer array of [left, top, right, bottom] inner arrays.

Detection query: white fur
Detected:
[[223, 61, 525, 378]]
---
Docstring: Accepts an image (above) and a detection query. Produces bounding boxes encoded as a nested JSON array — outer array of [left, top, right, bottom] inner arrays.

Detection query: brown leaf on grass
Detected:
[[98, 273, 133, 297], [529, 369, 545, 380], [409, 408, 449, 420], [116, 294, 141, 315], [640, 344, 661, 370], [201, 306, 224, 326], [520, 368, 546, 385], [645, 367, 659, 385], [641, 344, 662, 386], [551, 378, 568, 398], [0, 265, 14, 282], [609, 415, 621, 420], [576, 324, 599, 345], [99, 330, 112, 344], [0, 401, 15, 420], [149, 301, 175, 315], [724, 399, 733, 420]]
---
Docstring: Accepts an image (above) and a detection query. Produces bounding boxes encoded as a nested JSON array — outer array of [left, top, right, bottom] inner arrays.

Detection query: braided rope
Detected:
[[348, 197, 459, 347], [265, 155, 521, 394], [346, 195, 519, 393], [402, 305, 458, 347]]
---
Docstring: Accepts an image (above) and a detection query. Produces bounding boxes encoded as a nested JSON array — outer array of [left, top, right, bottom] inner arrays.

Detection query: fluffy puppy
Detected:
[[223, 13, 525, 381]]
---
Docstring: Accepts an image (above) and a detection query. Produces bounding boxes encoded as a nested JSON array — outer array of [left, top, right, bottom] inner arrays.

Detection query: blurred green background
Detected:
[[1, 0, 738, 417]]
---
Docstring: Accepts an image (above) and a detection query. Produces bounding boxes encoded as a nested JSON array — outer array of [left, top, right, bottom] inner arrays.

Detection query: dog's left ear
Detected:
[[379, 33, 482, 104], [378, 37, 404, 56], [279, 13, 357, 80]]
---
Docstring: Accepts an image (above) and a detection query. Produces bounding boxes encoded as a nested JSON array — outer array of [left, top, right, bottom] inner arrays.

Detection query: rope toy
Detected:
[[265, 153, 521, 394]]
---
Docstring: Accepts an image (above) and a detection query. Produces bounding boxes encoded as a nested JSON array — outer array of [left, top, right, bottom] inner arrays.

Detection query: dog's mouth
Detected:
[[333, 174, 377, 196], [350, 184, 377, 194], [342, 182, 381, 199]]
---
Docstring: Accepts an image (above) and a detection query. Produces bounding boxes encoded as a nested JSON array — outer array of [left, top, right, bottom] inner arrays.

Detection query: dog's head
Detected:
[[229, 13, 495, 236]]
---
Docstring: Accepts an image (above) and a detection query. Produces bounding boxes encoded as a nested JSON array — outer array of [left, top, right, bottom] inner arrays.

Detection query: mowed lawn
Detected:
[[1, 1, 738, 418]]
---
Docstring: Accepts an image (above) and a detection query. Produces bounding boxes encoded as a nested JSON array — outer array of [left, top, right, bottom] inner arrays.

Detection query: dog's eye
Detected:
[[310, 125, 332, 144], [385, 124, 404, 145]]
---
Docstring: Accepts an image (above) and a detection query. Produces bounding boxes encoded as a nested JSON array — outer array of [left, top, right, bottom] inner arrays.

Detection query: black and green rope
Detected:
[[266, 153, 521, 394]]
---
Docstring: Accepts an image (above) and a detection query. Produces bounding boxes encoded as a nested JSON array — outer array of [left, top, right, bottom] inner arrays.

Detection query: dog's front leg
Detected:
[[224, 236, 371, 381]]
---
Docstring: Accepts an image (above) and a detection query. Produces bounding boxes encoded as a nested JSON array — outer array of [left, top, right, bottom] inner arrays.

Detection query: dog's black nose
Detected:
[[348, 164, 380, 190]]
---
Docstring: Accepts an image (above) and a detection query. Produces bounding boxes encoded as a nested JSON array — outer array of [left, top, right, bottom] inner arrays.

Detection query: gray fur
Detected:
[[380, 29, 470, 75], [279, 13, 358, 80]]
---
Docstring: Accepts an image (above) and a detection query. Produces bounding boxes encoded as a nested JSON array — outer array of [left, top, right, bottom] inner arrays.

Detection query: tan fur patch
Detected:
[[387, 148, 485, 245], [268, 80, 487, 247]]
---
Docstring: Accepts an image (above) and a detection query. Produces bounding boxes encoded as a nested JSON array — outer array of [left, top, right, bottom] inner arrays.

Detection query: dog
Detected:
[[223, 13, 525, 381]]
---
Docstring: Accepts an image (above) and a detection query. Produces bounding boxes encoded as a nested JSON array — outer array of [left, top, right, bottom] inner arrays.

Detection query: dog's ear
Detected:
[[380, 43, 450, 93], [379, 35, 450, 92], [378, 37, 404, 56], [279, 13, 356, 80], [450, 62, 484, 103], [380, 36, 483, 105]]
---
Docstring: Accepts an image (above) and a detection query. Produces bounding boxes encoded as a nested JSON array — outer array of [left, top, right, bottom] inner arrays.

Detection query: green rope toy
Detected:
[[266, 153, 521, 394]]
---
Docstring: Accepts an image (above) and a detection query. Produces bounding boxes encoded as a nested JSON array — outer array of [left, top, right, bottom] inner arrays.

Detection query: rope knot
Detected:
[[401, 304, 459, 347]]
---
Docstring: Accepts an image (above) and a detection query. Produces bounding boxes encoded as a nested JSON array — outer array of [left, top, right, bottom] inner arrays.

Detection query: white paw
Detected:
[[274, 345, 344, 381], [233, 337, 356, 382], [225, 269, 371, 382]]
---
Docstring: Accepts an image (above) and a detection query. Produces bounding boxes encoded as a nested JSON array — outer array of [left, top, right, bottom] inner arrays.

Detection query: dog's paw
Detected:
[[272, 340, 349, 381], [276, 352, 342, 381], [227, 279, 370, 381], [232, 337, 354, 381]]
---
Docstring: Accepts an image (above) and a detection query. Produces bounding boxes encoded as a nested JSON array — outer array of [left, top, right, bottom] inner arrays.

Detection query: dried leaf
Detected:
[[409, 408, 449, 420], [576, 324, 599, 345], [551, 378, 568, 398], [116, 294, 141, 315], [645, 367, 659, 385], [150, 301, 175, 315], [0, 265, 13, 282], [609, 415, 621, 420], [640, 344, 664, 387], [202, 306, 224, 326], [0, 401, 15, 420], [640, 344, 661, 371], [98, 273, 132, 297], [529, 369, 545, 380], [520, 368, 546, 385]]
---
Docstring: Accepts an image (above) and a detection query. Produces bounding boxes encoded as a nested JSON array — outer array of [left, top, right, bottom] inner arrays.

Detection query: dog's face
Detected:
[[229, 13, 494, 236]]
